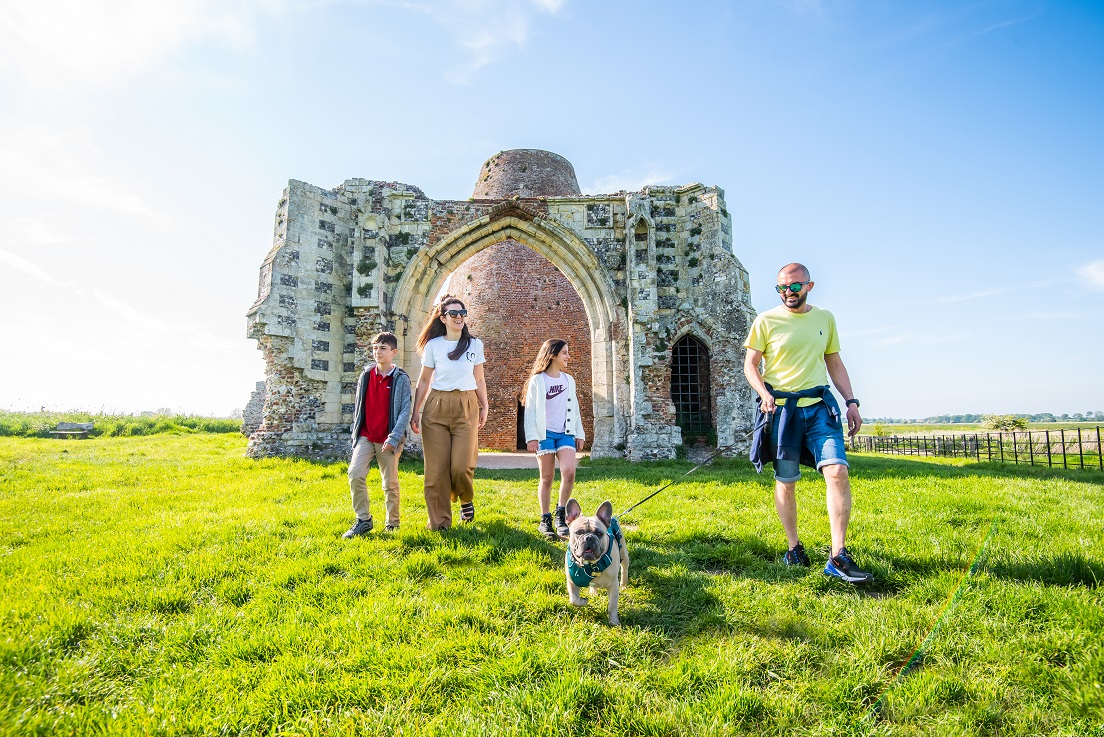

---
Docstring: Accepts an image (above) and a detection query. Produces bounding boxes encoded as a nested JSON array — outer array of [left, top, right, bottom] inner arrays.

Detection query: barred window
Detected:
[[671, 335, 713, 439]]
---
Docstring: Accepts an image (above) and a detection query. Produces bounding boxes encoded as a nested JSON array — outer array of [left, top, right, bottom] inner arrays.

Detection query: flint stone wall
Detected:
[[246, 151, 758, 461]]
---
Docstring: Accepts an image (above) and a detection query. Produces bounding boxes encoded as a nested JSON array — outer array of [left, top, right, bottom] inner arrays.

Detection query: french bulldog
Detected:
[[564, 498, 629, 626]]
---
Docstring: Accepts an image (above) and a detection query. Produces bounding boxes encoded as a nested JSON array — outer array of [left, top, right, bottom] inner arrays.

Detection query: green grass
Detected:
[[0, 410, 241, 438], [1, 435, 1101, 736], [860, 422, 1101, 436]]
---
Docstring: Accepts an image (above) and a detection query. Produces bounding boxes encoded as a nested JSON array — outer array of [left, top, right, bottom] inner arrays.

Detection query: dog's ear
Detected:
[[595, 500, 613, 528], [565, 498, 581, 523]]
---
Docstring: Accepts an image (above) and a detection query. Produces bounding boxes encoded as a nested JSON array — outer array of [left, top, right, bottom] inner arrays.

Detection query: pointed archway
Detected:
[[388, 202, 624, 455]]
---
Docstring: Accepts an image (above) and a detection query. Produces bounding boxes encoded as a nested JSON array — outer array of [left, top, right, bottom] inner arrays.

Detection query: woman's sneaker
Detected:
[[784, 542, 810, 567], [460, 502, 475, 524], [538, 513, 556, 539], [824, 547, 873, 583]]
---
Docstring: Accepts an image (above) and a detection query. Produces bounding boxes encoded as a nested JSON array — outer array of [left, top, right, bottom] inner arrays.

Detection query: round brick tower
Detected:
[[444, 150, 593, 450], [472, 149, 581, 199], [449, 242, 593, 450]]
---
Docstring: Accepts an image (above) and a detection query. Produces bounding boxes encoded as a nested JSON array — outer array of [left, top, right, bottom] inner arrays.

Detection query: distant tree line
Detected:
[[867, 412, 1104, 424]]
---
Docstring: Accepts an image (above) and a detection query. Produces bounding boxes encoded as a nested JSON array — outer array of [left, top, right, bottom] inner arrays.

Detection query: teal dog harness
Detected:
[[566, 517, 623, 587]]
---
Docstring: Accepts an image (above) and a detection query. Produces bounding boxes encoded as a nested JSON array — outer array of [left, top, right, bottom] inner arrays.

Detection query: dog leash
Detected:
[[619, 429, 754, 518]]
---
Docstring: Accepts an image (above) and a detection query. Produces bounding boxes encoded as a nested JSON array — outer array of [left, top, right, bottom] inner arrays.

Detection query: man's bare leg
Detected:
[[823, 463, 851, 556], [774, 480, 800, 549]]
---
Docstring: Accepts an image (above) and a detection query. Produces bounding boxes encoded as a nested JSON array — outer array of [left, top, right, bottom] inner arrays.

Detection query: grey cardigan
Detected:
[[350, 365, 412, 448]]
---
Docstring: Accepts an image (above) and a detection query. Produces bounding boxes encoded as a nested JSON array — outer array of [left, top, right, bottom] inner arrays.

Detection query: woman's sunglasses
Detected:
[[442, 309, 467, 318]]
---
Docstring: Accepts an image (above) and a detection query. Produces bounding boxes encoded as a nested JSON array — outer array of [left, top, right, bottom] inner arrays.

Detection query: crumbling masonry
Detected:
[[246, 150, 758, 460]]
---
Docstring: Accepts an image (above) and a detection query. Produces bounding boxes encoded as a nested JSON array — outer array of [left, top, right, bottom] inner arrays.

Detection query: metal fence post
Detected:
[[1045, 430, 1052, 468], [1028, 430, 1034, 466], [1061, 429, 1067, 469]]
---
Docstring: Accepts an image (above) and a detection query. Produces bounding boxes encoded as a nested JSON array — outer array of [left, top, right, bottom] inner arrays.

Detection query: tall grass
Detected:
[[0, 434, 1101, 735], [0, 410, 241, 438]]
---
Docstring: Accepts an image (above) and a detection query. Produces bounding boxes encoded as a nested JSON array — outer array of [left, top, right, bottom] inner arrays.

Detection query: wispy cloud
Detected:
[[0, 126, 171, 226], [92, 290, 167, 332], [1076, 259, 1104, 290], [0, 248, 74, 288], [585, 168, 676, 195], [0, 0, 268, 92], [437, 0, 567, 83]]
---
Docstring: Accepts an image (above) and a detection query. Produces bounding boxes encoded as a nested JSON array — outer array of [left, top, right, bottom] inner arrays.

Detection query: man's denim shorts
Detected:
[[537, 430, 576, 455], [771, 401, 849, 482]]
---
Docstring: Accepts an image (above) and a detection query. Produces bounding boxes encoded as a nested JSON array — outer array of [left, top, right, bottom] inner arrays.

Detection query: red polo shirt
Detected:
[[359, 366, 392, 443]]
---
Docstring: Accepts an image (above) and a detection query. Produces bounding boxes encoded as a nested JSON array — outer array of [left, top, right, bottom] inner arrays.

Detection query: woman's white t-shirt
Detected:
[[422, 336, 485, 391]]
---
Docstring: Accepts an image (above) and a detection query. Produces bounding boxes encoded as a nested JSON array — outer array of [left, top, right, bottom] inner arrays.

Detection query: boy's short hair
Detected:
[[372, 332, 398, 350]]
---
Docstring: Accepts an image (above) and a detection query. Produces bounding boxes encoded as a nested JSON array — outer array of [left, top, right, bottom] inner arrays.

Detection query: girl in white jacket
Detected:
[[523, 339, 585, 539]]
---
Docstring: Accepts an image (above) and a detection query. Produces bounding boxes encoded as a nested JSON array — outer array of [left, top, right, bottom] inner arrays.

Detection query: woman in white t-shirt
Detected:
[[411, 296, 488, 530], [522, 339, 585, 540]]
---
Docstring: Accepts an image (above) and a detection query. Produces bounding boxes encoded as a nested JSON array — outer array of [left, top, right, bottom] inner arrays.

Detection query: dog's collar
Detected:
[[566, 518, 622, 587]]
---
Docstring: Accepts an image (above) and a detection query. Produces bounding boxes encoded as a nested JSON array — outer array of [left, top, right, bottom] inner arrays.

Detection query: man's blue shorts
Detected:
[[537, 430, 576, 455], [771, 401, 849, 482]]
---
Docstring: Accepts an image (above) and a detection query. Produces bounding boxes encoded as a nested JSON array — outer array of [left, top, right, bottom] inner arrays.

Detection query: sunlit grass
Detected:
[[0, 435, 1101, 735]]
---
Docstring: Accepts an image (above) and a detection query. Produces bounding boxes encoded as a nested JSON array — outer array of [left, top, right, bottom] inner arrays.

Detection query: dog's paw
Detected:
[[571, 597, 588, 607], [609, 615, 621, 627]]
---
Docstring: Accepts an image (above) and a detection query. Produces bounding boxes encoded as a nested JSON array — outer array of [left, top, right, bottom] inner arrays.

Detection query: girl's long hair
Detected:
[[416, 295, 473, 361], [521, 339, 567, 405]]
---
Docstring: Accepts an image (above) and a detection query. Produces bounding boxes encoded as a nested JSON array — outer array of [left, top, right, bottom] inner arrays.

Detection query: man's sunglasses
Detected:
[[443, 309, 468, 318], [775, 281, 810, 294]]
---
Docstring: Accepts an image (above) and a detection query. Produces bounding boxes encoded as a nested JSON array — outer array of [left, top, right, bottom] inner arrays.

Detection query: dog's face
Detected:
[[565, 499, 613, 563]]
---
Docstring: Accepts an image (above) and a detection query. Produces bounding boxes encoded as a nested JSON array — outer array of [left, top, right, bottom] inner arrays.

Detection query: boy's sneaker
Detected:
[[824, 547, 873, 584], [783, 542, 810, 567], [342, 516, 374, 538], [538, 513, 556, 539], [554, 506, 570, 538]]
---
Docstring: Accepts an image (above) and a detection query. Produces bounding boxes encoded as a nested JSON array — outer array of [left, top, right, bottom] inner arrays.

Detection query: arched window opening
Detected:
[[671, 335, 714, 443]]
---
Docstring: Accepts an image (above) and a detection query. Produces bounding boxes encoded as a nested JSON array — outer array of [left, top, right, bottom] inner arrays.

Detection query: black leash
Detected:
[[620, 429, 754, 518]]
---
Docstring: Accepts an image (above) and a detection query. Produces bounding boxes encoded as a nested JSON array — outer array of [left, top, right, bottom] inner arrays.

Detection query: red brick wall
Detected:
[[449, 239, 593, 450]]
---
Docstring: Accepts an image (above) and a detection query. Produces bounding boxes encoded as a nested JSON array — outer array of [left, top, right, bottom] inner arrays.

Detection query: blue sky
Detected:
[[1, 0, 1101, 418]]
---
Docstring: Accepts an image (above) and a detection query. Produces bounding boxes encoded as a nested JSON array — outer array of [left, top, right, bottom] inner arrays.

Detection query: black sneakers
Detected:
[[342, 516, 374, 538], [784, 542, 811, 567], [538, 513, 556, 539], [554, 505, 570, 538], [824, 547, 873, 584]]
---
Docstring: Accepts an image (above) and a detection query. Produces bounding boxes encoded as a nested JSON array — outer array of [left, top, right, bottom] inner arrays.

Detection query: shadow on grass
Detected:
[[984, 553, 1101, 589]]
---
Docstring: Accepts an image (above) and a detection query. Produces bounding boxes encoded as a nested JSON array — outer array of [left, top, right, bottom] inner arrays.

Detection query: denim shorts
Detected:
[[771, 401, 849, 482], [537, 430, 576, 455]]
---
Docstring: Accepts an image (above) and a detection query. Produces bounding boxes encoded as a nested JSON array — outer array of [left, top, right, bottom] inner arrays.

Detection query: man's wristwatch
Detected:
[[845, 398, 860, 408]]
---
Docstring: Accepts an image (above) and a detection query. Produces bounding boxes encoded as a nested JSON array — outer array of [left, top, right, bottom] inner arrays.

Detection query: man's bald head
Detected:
[[778, 263, 810, 282]]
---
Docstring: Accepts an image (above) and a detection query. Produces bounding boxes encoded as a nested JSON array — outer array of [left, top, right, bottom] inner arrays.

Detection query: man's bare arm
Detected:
[[824, 352, 862, 437], [743, 348, 775, 414]]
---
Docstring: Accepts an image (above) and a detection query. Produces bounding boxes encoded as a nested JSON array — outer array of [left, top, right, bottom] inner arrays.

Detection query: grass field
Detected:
[[0, 410, 241, 438], [1, 434, 1102, 736]]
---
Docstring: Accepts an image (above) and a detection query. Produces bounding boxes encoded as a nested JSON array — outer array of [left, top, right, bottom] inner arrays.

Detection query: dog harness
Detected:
[[566, 517, 623, 587]]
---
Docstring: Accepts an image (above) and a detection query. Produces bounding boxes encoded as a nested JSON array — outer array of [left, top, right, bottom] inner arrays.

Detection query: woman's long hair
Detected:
[[521, 339, 567, 405], [416, 295, 473, 360]]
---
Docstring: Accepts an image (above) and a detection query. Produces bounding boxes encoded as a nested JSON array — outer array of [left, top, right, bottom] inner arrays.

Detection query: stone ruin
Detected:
[[245, 149, 758, 460]]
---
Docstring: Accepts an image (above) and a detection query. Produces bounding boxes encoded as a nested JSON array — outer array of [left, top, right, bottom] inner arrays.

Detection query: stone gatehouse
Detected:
[[245, 149, 758, 461]]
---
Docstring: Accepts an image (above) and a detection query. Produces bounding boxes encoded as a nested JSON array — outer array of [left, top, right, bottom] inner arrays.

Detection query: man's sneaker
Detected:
[[342, 516, 374, 538], [783, 542, 811, 567], [824, 547, 873, 584], [554, 505, 570, 538], [538, 513, 556, 539]]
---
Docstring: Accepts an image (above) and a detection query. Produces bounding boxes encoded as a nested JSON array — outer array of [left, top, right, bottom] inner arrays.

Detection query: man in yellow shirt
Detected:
[[743, 263, 872, 583]]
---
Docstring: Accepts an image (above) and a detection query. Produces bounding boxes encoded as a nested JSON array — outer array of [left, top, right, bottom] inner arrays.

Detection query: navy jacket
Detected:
[[749, 385, 842, 473]]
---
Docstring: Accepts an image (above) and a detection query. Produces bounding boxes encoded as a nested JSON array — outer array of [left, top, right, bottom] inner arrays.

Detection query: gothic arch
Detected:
[[388, 206, 624, 454]]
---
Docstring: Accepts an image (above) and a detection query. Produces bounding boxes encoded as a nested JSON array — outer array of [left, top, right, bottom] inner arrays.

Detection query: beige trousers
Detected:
[[420, 389, 479, 530], [348, 437, 402, 527]]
